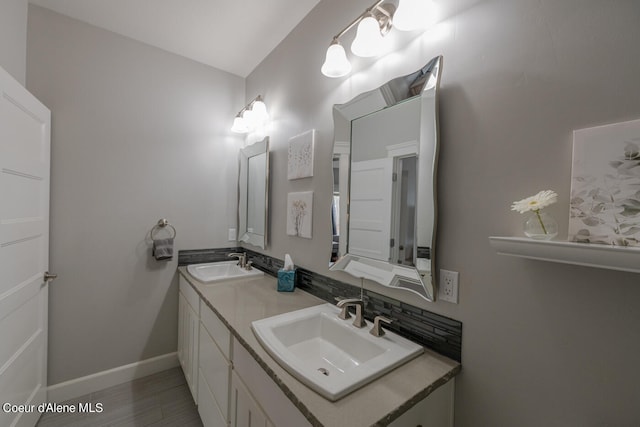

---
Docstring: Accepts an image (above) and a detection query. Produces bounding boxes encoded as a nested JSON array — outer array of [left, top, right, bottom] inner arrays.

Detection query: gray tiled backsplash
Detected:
[[178, 248, 462, 362]]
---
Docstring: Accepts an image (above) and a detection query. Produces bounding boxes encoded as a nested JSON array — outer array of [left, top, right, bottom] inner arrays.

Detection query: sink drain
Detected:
[[317, 368, 329, 376]]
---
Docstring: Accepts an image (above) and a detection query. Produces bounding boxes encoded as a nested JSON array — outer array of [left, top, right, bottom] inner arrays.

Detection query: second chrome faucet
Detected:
[[228, 252, 252, 270], [336, 298, 394, 336]]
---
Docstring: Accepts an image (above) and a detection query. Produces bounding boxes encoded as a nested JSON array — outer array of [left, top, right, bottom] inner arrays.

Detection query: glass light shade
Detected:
[[251, 99, 269, 124], [321, 42, 352, 78], [242, 108, 256, 130], [351, 15, 384, 57], [394, 0, 436, 31], [231, 116, 248, 133]]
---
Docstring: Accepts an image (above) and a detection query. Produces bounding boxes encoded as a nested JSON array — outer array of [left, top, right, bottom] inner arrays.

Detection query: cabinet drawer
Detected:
[[199, 325, 231, 422], [200, 302, 231, 360], [179, 275, 200, 314]]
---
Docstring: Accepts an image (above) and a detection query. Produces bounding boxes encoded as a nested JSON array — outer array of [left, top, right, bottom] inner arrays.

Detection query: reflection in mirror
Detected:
[[238, 137, 269, 249], [247, 153, 266, 236], [329, 56, 443, 301]]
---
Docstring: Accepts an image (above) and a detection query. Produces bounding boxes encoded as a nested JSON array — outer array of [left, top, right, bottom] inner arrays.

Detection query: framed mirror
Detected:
[[238, 137, 269, 249], [329, 56, 443, 301]]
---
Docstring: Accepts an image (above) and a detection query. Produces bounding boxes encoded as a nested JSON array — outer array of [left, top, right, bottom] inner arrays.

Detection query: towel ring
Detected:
[[150, 218, 176, 239]]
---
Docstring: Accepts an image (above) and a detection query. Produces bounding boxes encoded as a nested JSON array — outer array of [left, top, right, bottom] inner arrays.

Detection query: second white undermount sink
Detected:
[[251, 303, 423, 401], [187, 261, 263, 283]]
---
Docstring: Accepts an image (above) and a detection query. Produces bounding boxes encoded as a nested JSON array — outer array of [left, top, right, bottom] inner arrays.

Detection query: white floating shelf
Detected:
[[489, 236, 640, 274]]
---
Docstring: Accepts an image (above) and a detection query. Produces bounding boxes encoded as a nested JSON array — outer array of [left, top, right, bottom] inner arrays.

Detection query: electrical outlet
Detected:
[[439, 269, 459, 304], [228, 228, 237, 241]]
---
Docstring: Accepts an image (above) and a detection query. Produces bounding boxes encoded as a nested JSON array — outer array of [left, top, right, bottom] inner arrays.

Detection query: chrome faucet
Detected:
[[336, 298, 366, 328], [369, 316, 393, 337], [228, 252, 247, 268]]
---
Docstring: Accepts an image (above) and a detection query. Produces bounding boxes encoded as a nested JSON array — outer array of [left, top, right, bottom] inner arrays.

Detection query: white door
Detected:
[[348, 158, 393, 261], [0, 66, 51, 427]]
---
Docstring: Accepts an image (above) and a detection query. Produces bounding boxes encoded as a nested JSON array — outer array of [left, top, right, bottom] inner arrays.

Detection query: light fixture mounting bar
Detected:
[[235, 94, 264, 116]]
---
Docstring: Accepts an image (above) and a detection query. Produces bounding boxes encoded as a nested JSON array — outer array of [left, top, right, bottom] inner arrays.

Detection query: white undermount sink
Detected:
[[251, 303, 423, 401], [187, 261, 263, 283]]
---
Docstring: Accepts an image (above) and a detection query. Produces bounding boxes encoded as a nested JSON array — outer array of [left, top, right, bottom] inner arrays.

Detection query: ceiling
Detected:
[[29, 0, 322, 77]]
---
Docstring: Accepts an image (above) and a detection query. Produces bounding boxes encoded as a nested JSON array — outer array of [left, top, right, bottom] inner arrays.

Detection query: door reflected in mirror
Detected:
[[238, 137, 269, 249], [329, 56, 442, 301]]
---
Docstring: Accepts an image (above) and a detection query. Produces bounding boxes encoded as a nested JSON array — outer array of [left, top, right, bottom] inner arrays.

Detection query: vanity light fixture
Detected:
[[231, 95, 269, 134], [394, 0, 437, 31], [321, 0, 437, 78], [350, 8, 391, 58], [321, 38, 352, 78]]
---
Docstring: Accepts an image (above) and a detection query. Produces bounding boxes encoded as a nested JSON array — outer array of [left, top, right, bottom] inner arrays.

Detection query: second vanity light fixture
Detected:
[[321, 0, 436, 78], [231, 95, 269, 134]]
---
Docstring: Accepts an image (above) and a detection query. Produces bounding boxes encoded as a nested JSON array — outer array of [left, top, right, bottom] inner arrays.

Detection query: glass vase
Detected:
[[523, 211, 558, 240]]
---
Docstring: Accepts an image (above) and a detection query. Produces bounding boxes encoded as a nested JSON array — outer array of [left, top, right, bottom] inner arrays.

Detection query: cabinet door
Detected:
[[199, 324, 231, 421], [198, 371, 228, 427], [230, 372, 272, 427], [186, 300, 199, 400], [178, 290, 199, 401], [178, 292, 185, 367]]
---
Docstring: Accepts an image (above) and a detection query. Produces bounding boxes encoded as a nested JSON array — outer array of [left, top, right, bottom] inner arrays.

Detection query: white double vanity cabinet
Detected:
[[179, 274, 311, 427], [177, 269, 459, 427]]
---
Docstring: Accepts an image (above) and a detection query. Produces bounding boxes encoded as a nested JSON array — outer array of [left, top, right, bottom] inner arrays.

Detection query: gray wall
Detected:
[[0, 0, 28, 84], [246, 0, 640, 425], [352, 97, 420, 162], [27, 5, 244, 384]]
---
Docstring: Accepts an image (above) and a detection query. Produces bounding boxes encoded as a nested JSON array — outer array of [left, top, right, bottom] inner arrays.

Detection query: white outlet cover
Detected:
[[228, 228, 237, 241], [439, 269, 459, 304]]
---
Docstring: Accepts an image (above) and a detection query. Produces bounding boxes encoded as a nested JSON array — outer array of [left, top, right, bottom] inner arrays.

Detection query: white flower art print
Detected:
[[287, 191, 313, 239], [569, 118, 640, 246], [287, 130, 315, 180]]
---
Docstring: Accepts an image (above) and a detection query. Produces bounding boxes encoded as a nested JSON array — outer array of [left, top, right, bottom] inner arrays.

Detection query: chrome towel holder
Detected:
[[150, 218, 176, 239]]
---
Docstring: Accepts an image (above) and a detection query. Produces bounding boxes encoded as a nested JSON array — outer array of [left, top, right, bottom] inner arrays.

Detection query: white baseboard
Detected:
[[47, 352, 179, 403]]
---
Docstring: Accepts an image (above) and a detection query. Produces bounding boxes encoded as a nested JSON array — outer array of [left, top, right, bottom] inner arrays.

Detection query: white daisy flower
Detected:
[[511, 190, 558, 214]]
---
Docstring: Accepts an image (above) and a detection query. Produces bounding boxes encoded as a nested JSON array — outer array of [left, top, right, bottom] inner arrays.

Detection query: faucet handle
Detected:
[[369, 316, 393, 337]]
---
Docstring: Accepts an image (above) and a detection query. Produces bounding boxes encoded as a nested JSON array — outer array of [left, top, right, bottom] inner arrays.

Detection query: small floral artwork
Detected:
[[287, 130, 315, 180], [569, 118, 640, 246], [287, 191, 313, 238]]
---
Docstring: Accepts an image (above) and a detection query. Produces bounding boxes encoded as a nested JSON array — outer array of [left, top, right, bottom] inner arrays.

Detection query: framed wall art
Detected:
[[286, 191, 313, 239], [569, 118, 640, 246], [287, 129, 316, 180]]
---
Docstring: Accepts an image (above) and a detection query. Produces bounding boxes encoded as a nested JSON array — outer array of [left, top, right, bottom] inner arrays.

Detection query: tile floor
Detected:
[[36, 367, 202, 427]]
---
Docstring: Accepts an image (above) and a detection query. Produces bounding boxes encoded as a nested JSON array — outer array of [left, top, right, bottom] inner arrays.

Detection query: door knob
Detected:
[[44, 272, 57, 283]]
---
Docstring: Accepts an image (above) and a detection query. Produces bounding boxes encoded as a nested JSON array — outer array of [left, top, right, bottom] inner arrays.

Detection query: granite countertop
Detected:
[[178, 267, 461, 427]]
